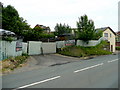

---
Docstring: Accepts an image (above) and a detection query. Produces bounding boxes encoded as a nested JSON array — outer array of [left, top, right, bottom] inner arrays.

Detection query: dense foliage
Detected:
[[2, 4, 31, 36], [76, 15, 102, 42], [116, 46, 120, 50], [1, 3, 55, 42], [54, 23, 72, 36]]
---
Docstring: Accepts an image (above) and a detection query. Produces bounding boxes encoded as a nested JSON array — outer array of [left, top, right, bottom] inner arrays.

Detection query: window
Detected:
[[104, 33, 108, 37], [110, 33, 112, 37]]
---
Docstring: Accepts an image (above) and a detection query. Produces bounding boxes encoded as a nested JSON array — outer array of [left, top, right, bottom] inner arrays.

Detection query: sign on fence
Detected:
[[65, 40, 75, 46], [16, 41, 22, 52]]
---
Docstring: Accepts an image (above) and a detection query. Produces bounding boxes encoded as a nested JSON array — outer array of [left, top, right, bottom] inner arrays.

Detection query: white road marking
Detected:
[[13, 76, 61, 90], [108, 59, 119, 63], [74, 63, 104, 73]]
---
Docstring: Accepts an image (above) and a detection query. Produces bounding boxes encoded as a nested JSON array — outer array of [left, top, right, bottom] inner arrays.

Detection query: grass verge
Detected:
[[0, 53, 29, 74], [58, 41, 112, 58]]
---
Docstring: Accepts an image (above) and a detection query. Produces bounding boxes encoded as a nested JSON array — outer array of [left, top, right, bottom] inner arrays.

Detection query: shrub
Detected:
[[116, 46, 120, 50], [1, 54, 29, 73], [58, 41, 112, 58]]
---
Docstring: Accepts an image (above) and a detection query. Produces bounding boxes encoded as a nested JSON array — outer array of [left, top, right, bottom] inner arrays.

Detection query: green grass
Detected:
[[116, 46, 120, 50], [59, 41, 112, 57]]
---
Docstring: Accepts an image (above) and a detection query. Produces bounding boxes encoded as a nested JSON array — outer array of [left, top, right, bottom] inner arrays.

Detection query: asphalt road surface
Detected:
[[2, 53, 119, 89]]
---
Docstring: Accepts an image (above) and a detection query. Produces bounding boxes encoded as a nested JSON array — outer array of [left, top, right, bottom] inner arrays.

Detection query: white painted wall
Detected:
[[103, 28, 116, 52], [22, 42, 28, 54], [0, 41, 22, 60], [28, 41, 42, 55], [56, 41, 65, 48], [77, 40, 99, 47], [42, 42, 56, 54]]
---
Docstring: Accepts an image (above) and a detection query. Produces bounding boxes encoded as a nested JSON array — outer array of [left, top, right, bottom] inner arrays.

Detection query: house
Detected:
[[71, 27, 116, 52], [116, 31, 120, 46], [96, 27, 116, 52], [34, 24, 50, 33]]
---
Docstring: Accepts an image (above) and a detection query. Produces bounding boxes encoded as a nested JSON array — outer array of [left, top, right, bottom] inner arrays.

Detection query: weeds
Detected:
[[1, 54, 29, 74]]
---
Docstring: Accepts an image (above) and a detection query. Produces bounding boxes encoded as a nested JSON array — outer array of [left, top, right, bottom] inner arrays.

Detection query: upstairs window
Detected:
[[104, 33, 108, 37], [110, 33, 112, 37]]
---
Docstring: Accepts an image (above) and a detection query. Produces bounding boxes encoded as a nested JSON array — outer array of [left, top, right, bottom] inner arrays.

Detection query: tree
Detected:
[[2, 4, 31, 36], [54, 23, 72, 36], [33, 26, 43, 33], [76, 15, 96, 42], [0, 2, 3, 29]]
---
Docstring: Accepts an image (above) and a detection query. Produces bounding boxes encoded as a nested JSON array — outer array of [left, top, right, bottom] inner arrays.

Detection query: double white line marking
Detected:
[[74, 63, 104, 73]]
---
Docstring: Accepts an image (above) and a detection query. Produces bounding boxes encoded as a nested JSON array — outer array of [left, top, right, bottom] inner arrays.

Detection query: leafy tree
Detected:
[[0, 2, 3, 29], [2, 4, 31, 36], [93, 30, 103, 40], [33, 26, 44, 33], [54, 23, 72, 36], [76, 15, 96, 42]]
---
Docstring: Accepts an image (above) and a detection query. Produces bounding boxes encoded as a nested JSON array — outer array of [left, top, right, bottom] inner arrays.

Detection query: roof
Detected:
[[96, 27, 116, 35], [116, 31, 120, 35], [0, 29, 15, 35]]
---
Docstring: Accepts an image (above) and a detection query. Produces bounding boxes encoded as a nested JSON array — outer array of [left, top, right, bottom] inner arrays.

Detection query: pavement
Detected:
[[2, 52, 119, 88]]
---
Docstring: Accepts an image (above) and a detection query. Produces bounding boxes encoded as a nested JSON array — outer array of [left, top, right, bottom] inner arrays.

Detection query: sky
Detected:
[[1, 0, 119, 32]]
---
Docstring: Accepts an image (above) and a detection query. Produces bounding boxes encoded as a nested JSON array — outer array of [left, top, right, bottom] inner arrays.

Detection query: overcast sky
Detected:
[[2, 0, 119, 32]]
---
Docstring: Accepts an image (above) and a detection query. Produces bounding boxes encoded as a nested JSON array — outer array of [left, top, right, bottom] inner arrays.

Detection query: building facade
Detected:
[[97, 27, 116, 52]]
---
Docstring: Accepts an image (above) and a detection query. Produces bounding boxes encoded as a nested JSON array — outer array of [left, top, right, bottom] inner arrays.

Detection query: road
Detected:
[[2, 53, 119, 89]]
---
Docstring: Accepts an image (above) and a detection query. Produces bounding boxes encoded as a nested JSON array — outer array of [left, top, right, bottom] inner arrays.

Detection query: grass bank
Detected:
[[58, 41, 112, 58], [0, 53, 29, 74]]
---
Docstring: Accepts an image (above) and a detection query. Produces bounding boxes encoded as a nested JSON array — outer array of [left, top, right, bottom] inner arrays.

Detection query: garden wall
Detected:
[[22, 42, 28, 54], [42, 42, 56, 54], [0, 41, 22, 60], [28, 41, 42, 55]]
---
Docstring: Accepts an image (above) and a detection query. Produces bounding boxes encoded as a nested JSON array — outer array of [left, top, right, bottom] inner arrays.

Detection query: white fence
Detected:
[[1, 37, 106, 60], [0, 41, 22, 60], [77, 40, 99, 47], [28, 41, 42, 55], [56, 38, 106, 48], [56, 40, 75, 48], [28, 41, 56, 55], [22, 42, 28, 54], [42, 43, 56, 54]]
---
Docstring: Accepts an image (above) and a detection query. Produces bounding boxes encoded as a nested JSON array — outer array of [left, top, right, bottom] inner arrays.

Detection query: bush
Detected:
[[1, 54, 29, 73], [116, 46, 120, 50], [2, 36, 15, 42], [58, 41, 112, 58]]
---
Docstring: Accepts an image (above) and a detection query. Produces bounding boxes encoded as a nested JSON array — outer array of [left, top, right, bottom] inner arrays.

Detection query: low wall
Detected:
[[77, 40, 99, 47], [56, 41, 65, 48], [42, 42, 56, 54], [56, 40, 75, 48], [0, 41, 22, 60], [28, 41, 42, 55], [22, 42, 28, 54]]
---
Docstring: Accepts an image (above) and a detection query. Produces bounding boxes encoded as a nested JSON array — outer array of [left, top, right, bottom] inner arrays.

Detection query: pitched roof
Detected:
[[96, 27, 116, 35]]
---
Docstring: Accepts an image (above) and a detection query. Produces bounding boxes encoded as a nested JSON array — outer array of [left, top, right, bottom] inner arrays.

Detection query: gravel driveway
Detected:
[[10, 54, 80, 74]]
